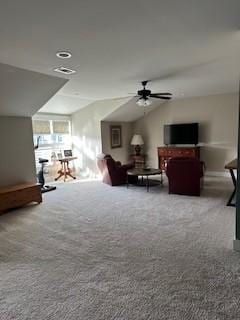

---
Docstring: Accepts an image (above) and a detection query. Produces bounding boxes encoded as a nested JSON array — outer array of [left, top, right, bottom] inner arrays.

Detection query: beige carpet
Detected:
[[0, 177, 239, 320]]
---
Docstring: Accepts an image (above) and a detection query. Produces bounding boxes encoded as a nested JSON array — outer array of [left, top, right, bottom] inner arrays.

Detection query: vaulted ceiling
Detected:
[[0, 63, 67, 116], [0, 0, 239, 115]]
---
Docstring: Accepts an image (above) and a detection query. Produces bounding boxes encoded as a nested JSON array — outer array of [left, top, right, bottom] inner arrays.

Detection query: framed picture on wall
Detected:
[[110, 125, 122, 148]]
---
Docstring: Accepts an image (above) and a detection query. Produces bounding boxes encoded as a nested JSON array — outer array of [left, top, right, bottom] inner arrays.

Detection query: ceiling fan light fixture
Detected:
[[137, 98, 152, 107]]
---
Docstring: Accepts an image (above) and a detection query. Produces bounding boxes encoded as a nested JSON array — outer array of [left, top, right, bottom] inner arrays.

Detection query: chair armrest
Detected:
[[122, 163, 134, 170], [115, 161, 122, 167]]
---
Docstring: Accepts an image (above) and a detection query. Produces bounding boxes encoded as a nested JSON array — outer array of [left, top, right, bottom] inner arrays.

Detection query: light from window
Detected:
[[33, 120, 72, 167]]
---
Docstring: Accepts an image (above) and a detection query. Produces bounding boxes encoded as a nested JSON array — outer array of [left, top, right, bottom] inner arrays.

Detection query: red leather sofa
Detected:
[[166, 157, 204, 196], [97, 154, 136, 186]]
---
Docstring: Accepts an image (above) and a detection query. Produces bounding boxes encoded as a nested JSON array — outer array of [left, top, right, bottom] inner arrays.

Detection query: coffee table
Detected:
[[127, 168, 163, 192]]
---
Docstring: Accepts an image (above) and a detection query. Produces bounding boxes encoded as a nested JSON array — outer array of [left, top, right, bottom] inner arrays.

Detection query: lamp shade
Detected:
[[131, 134, 144, 145]]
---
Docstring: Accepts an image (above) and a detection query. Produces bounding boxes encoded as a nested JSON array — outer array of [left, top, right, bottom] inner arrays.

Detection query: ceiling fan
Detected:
[[134, 80, 172, 106]]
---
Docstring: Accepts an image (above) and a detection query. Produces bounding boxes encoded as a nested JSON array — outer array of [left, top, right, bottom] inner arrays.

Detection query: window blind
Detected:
[[32, 120, 51, 134], [52, 121, 70, 134]]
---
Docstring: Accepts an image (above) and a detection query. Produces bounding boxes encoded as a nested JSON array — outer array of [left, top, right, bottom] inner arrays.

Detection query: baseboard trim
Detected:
[[233, 240, 240, 252], [205, 171, 230, 178]]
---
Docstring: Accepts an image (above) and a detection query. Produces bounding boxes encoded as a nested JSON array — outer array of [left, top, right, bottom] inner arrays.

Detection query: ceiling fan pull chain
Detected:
[[143, 107, 147, 117]]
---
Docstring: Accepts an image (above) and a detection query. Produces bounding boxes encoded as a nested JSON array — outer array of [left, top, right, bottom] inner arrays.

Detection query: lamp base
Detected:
[[135, 145, 141, 156]]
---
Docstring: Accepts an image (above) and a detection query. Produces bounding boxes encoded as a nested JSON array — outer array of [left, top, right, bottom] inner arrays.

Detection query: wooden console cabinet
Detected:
[[0, 183, 42, 213], [158, 146, 200, 171]]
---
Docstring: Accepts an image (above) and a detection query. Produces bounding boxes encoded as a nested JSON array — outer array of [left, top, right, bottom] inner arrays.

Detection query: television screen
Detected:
[[164, 123, 199, 145]]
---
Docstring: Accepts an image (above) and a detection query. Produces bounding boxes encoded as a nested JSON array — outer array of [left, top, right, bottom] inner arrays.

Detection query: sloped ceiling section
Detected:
[[39, 93, 93, 115], [102, 97, 165, 122], [0, 63, 67, 117]]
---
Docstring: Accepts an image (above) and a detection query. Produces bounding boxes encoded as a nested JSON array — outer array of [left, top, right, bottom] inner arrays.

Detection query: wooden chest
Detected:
[[0, 183, 42, 213]]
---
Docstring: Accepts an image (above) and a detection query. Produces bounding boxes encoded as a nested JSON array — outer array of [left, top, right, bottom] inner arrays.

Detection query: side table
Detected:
[[130, 154, 146, 168], [55, 156, 78, 182]]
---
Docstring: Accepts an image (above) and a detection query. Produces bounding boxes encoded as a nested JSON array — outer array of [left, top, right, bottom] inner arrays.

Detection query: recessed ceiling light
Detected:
[[54, 66, 76, 75], [56, 51, 72, 59]]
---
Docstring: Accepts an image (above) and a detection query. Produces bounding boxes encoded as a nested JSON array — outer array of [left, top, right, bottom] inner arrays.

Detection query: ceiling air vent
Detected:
[[53, 66, 76, 75]]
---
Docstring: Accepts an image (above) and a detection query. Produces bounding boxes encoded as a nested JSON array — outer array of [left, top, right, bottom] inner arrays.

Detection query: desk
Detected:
[[55, 157, 77, 182], [225, 159, 237, 207]]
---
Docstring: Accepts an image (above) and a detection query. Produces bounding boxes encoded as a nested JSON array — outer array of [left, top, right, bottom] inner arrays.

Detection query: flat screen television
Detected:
[[164, 123, 199, 145]]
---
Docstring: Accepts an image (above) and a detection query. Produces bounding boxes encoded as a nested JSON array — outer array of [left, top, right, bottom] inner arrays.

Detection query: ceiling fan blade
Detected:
[[128, 94, 140, 98], [150, 92, 172, 96], [150, 94, 172, 100]]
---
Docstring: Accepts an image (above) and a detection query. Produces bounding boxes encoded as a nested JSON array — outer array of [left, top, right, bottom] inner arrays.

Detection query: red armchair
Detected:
[[97, 154, 135, 186], [166, 157, 204, 196]]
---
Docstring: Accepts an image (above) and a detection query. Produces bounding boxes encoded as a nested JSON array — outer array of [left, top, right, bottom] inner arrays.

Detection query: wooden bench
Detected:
[[0, 183, 42, 213]]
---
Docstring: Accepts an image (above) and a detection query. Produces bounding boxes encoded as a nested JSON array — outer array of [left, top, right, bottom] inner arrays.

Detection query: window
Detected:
[[33, 119, 72, 167], [33, 120, 71, 146]]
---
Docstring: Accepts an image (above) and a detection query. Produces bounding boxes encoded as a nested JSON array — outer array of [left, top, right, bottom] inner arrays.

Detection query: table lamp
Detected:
[[131, 134, 144, 156]]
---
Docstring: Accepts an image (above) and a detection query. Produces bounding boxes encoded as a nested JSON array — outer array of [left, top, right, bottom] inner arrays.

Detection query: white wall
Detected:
[[0, 116, 36, 187], [133, 93, 238, 173], [101, 121, 133, 164], [71, 98, 129, 177]]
